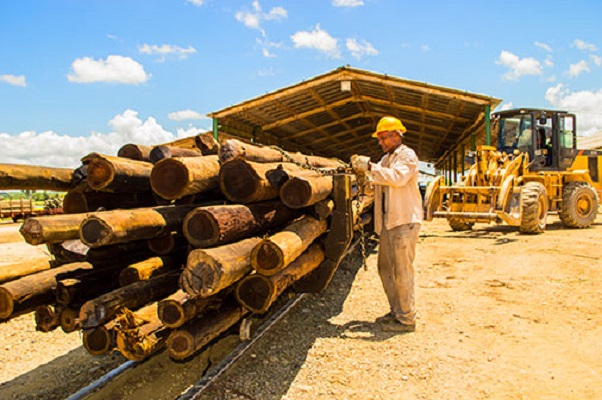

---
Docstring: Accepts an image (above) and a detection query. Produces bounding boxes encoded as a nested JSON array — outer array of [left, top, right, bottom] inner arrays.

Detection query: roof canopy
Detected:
[[209, 66, 501, 164]]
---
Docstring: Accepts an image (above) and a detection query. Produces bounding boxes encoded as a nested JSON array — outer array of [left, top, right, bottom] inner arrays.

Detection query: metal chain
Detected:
[[355, 174, 368, 270], [271, 146, 348, 176]]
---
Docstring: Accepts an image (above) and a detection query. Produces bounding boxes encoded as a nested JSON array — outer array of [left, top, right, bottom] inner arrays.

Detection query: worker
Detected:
[[351, 116, 423, 333]]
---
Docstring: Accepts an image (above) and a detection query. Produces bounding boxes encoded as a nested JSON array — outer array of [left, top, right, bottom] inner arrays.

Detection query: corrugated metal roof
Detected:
[[209, 66, 501, 164]]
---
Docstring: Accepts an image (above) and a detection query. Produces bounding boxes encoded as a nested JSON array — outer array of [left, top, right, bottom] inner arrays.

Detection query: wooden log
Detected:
[[181, 237, 262, 297], [0, 258, 52, 284], [83, 320, 116, 356], [78, 273, 179, 329], [150, 145, 203, 164], [158, 289, 227, 329], [236, 242, 325, 313], [182, 200, 301, 248], [117, 144, 153, 162], [313, 199, 335, 220], [219, 139, 346, 169], [55, 263, 123, 307], [194, 132, 220, 155], [20, 212, 91, 245], [59, 307, 81, 333], [167, 300, 247, 361], [35, 305, 61, 332], [118, 254, 184, 286], [352, 194, 375, 225], [63, 186, 156, 214], [79, 205, 196, 247], [0, 163, 74, 191], [0, 262, 93, 320], [265, 163, 321, 189], [219, 160, 281, 204], [114, 302, 169, 361], [147, 233, 187, 256], [251, 215, 327, 276], [48, 239, 153, 266], [82, 153, 153, 192], [280, 175, 333, 209], [150, 155, 220, 200]]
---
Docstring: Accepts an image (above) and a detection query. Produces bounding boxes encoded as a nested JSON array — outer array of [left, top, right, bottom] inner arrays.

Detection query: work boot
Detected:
[[375, 312, 395, 324], [380, 320, 416, 333]]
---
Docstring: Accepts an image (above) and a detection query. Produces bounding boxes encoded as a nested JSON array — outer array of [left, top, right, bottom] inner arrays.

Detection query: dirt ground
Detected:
[[0, 215, 600, 399]]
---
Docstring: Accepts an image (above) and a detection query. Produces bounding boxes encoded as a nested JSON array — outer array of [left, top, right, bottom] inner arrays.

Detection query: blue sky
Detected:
[[1, 0, 601, 167]]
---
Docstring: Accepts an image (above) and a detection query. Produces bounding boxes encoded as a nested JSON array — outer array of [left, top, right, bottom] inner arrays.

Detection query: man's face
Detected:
[[376, 131, 402, 153]]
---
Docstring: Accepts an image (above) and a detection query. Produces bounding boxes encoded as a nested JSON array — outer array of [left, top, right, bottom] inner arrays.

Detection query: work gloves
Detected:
[[350, 155, 371, 174]]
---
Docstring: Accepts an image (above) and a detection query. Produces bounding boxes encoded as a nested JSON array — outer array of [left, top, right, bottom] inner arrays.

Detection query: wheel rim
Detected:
[[538, 195, 547, 221], [576, 193, 593, 217]]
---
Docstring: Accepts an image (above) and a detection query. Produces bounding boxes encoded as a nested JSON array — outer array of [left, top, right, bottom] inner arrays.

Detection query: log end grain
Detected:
[[63, 190, 88, 214], [83, 326, 114, 356], [150, 158, 189, 200], [235, 275, 275, 314], [251, 240, 283, 276], [219, 160, 260, 203], [80, 217, 111, 247], [280, 178, 311, 209], [86, 158, 114, 190], [0, 288, 15, 320], [35, 305, 59, 332], [183, 210, 219, 248], [158, 300, 186, 329], [19, 218, 44, 245], [167, 330, 195, 360], [147, 233, 178, 255], [118, 268, 141, 287], [60, 308, 81, 333], [180, 260, 220, 298]]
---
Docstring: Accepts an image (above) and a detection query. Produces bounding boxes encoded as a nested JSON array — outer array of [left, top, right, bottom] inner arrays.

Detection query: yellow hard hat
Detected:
[[372, 116, 406, 137]]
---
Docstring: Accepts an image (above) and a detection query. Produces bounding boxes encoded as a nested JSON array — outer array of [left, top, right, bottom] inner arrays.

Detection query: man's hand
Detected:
[[350, 155, 370, 174]]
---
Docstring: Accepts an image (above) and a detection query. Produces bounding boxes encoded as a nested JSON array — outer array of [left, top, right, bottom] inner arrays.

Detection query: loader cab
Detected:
[[494, 109, 577, 171]]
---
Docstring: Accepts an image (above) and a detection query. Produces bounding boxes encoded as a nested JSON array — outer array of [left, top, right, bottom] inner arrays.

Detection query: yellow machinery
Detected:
[[424, 108, 602, 233]]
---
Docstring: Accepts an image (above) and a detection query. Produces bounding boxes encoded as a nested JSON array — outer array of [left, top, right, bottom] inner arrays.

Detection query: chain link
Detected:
[[270, 146, 349, 176], [355, 174, 368, 270]]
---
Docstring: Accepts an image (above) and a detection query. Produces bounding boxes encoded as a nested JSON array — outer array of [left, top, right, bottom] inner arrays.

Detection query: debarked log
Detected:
[[63, 186, 156, 214], [219, 160, 281, 204], [251, 215, 327, 276], [150, 155, 220, 200], [117, 144, 153, 162], [83, 321, 116, 356], [115, 302, 170, 361], [118, 253, 184, 286], [0, 262, 94, 320], [158, 289, 227, 329], [82, 153, 153, 192], [79, 205, 196, 247], [150, 145, 203, 164], [20, 212, 91, 245], [0, 258, 52, 284], [182, 200, 301, 248], [167, 300, 247, 361], [219, 138, 346, 169], [78, 273, 179, 329], [280, 174, 333, 209], [236, 242, 325, 313], [194, 132, 220, 156], [180, 237, 262, 297], [0, 163, 74, 191]]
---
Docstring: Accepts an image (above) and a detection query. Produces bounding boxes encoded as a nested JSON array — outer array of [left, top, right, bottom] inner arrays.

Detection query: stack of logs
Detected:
[[0, 132, 373, 362]]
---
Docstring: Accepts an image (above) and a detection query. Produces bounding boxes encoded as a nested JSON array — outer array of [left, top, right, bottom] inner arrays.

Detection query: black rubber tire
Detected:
[[558, 182, 599, 228], [519, 182, 548, 234], [448, 219, 474, 231]]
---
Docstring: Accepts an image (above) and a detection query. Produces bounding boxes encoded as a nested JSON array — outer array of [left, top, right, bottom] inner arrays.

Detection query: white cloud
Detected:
[[235, 1, 287, 36], [346, 38, 378, 60], [138, 44, 196, 62], [421, 44, 431, 52], [573, 39, 598, 52], [534, 41, 552, 52], [0, 110, 207, 168], [544, 58, 554, 68], [496, 50, 542, 81], [545, 84, 602, 136], [567, 60, 590, 77], [67, 55, 150, 84], [291, 25, 340, 58], [332, 0, 364, 7], [0, 74, 27, 87], [168, 109, 205, 121], [186, 0, 205, 6], [590, 54, 602, 66]]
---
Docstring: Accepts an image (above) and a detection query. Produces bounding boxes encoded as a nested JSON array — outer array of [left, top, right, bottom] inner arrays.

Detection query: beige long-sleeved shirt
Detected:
[[367, 144, 423, 234]]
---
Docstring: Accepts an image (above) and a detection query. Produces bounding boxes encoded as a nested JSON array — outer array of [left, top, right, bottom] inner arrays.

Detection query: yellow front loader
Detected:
[[424, 108, 602, 233]]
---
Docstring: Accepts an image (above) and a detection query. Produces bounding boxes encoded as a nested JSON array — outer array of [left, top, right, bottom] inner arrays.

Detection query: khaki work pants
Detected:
[[377, 223, 420, 325]]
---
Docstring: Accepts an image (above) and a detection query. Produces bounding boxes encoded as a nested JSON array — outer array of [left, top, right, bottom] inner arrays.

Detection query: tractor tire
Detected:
[[558, 182, 599, 229], [448, 219, 474, 231], [519, 182, 548, 234]]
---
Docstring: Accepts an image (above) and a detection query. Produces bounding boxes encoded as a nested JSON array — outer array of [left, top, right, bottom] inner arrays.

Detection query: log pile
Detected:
[[0, 132, 373, 363]]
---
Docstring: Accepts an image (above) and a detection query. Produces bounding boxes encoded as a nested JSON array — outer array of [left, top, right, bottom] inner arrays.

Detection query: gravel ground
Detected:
[[1, 217, 601, 399]]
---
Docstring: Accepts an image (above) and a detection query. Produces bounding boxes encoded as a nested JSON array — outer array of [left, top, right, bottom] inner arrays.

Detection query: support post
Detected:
[[212, 119, 219, 141], [485, 104, 491, 146]]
